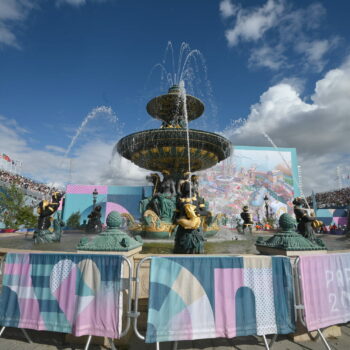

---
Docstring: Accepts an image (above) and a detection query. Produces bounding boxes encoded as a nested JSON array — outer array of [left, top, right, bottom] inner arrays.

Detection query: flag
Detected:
[[2, 153, 11, 162]]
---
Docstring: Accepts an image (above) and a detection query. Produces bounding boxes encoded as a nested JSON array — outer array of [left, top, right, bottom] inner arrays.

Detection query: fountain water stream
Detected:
[[179, 80, 192, 197], [63, 106, 117, 160], [262, 131, 311, 210]]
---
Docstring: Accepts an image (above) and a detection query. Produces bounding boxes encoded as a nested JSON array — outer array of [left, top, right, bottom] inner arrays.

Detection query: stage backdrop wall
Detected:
[[62, 146, 300, 225], [315, 208, 348, 227], [62, 184, 152, 225], [198, 145, 300, 223]]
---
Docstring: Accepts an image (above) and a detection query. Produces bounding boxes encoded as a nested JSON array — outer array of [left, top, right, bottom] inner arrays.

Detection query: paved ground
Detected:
[[1, 324, 350, 349]]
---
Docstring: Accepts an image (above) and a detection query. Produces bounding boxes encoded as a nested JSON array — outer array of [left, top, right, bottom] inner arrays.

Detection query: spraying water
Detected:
[[63, 106, 117, 159], [262, 131, 311, 210], [179, 80, 192, 198], [147, 42, 218, 131], [53, 105, 118, 189], [262, 132, 291, 172]]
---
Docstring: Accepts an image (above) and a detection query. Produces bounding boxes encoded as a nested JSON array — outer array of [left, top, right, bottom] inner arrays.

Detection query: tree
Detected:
[[66, 211, 81, 229], [0, 184, 37, 229]]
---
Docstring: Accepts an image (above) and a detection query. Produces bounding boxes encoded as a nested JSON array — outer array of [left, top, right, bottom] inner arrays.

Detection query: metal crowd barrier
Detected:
[[293, 257, 332, 350], [0, 253, 344, 350], [0, 254, 133, 350], [132, 256, 280, 350]]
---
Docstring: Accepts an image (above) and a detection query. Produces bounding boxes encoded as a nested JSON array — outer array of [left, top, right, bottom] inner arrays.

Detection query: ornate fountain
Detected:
[[117, 85, 232, 241]]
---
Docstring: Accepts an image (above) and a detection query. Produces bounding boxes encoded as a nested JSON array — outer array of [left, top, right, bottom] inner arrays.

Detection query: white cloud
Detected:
[[221, 1, 338, 73], [56, 0, 109, 6], [0, 113, 149, 188], [225, 0, 285, 46], [225, 57, 350, 194], [219, 0, 239, 19], [249, 44, 285, 70], [45, 145, 66, 154], [295, 38, 339, 73], [0, 0, 37, 48], [56, 0, 86, 6]]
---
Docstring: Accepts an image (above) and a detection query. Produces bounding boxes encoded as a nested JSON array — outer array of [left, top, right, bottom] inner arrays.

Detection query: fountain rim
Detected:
[[146, 92, 205, 121]]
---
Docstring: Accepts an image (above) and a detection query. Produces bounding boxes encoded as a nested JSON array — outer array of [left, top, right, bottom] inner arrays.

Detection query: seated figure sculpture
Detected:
[[293, 197, 320, 241], [240, 205, 253, 235], [34, 192, 64, 244], [174, 171, 204, 254], [86, 205, 103, 233], [148, 170, 176, 222]]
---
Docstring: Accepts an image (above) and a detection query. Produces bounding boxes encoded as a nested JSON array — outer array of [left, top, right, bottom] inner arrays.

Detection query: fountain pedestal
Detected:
[[117, 85, 231, 243], [255, 213, 327, 256], [76, 211, 143, 253]]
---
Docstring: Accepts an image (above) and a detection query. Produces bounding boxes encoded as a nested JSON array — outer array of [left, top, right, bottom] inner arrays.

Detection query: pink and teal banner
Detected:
[[145, 256, 295, 343], [299, 253, 350, 331], [0, 253, 124, 338]]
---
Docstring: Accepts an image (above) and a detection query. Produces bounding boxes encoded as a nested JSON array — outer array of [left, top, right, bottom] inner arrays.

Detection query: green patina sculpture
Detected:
[[77, 211, 143, 251], [33, 192, 64, 244], [256, 213, 326, 251], [117, 85, 231, 241]]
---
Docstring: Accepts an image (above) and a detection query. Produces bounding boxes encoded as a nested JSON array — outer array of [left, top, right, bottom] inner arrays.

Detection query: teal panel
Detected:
[[62, 193, 107, 224], [107, 186, 144, 195]]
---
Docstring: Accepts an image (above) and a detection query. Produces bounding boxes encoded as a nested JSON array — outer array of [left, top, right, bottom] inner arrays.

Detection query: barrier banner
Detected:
[[0, 253, 123, 338], [145, 256, 295, 343], [299, 252, 350, 331]]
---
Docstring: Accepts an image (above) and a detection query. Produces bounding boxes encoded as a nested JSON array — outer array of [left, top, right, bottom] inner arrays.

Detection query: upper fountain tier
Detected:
[[146, 85, 204, 124], [116, 86, 231, 175]]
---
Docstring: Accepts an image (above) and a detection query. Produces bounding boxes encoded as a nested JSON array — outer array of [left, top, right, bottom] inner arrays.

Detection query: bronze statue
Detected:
[[159, 170, 176, 196], [177, 171, 192, 198], [293, 197, 319, 241], [240, 205, 253, 235], [174, 171, 205, 254], [34, 192, 64, 244], [86, 205, 103, 233], [191, 174, 199, 198], [146, 173, 162, 195]]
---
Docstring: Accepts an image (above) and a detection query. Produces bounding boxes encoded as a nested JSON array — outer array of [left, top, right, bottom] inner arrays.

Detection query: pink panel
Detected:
[[299, 253, 350, 331], [105, 202, 129, 219], [66, 184, 108, 195], [214, 268, 244, 338]]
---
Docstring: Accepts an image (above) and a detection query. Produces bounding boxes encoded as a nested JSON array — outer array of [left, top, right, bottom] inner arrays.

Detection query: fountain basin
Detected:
[[146, 90, 204, 122], [116, 128, 232, 173]]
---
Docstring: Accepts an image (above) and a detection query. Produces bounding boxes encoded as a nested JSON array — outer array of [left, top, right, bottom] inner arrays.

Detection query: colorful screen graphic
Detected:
[[198, 146, 300, 223]]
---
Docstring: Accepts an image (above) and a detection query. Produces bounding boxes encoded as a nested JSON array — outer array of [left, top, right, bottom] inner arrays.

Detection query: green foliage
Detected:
[[0, 184, 37, 229], [66, 211, 81, 229], [16, 206, 38, 228]]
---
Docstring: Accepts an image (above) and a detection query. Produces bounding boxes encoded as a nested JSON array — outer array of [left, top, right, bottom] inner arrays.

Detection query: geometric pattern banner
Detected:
[[299, 253, 350, 331], [0, 253, 124, 338], [145, 256, 295, 343]]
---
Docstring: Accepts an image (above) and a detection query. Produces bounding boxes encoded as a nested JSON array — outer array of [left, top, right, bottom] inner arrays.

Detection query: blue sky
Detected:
[[1, 0, 350, 194]]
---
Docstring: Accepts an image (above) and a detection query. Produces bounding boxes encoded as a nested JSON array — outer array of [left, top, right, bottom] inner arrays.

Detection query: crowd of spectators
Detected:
[[306, 187, 350, 208], [0, 169, 60, 199]]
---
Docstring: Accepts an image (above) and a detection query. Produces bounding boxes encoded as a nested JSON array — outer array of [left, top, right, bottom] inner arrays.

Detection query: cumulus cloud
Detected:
[[0, 112, 149, 189], [56, 0, 87, 6], [248, 44, 285, 70], [224, 0, 284, 46], [225, 57, 350, 194], [294, 38, 339, 73], [0, 0, 37, 48], [221, 0, 338, 73], [219, 0, 239, 19], [56, 0, 109, 6]]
